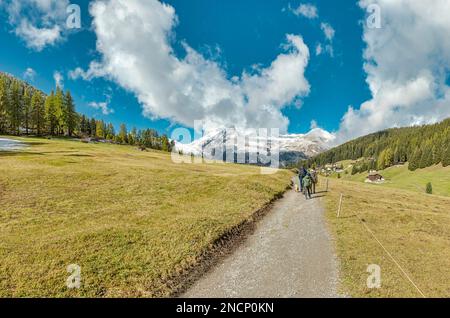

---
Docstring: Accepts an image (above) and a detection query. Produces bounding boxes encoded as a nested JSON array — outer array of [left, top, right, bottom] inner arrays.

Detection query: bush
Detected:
[[426, 182, 433, 194], [337, 173, 341, 179]]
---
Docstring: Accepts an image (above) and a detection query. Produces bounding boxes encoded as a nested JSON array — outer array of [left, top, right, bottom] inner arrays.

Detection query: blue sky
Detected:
[[1, 0, 449, 142]]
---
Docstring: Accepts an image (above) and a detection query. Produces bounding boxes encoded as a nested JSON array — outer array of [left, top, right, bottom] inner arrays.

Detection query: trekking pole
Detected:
[[337, 193, 343, 218]]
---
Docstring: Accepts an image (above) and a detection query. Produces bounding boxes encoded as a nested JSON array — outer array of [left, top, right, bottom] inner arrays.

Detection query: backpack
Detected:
[[303, 175, 311, 188]]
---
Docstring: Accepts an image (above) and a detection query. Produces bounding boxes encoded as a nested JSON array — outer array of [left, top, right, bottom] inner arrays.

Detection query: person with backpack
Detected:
[[298, 167, 308, 192], [302, 173, 312, 199]]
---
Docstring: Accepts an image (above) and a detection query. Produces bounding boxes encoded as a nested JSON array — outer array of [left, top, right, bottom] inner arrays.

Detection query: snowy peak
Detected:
[[175, 127, 335, 166]]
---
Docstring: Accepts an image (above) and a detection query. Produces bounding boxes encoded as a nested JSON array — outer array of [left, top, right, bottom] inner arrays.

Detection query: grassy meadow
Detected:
[[329, 161, 450, 197], [0, 136, 292, 297], [322, 177, 450, 297]]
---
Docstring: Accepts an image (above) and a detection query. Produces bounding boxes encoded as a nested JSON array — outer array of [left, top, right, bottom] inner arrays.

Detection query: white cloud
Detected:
[[88, 100, 114, 115], [53, 71, 63, 88], [310, 119, 318, 129], [288, 3, 318, 19], [2, 0, 70, 51], [72, 0, 311, 133], [315, 43, 322, 56], [335, 0, 450, 143], [320, 22, 335, 41], [23, 67, 36, 81]]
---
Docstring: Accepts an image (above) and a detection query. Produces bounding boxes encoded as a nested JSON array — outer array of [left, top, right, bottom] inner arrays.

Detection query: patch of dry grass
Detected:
[[323, 178, 450, 297], [0, 136, 292, 297]]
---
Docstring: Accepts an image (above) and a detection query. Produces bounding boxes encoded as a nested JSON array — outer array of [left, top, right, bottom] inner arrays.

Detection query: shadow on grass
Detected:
[[0, 151, 45, 157]]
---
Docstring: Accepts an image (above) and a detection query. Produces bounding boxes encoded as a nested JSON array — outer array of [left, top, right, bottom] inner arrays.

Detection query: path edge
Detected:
[[162, 183, 293, 298]]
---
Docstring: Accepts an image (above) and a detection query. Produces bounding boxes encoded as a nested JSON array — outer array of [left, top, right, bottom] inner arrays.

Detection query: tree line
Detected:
[[0, 72, 174, 152], [301, 118, 450, 172]]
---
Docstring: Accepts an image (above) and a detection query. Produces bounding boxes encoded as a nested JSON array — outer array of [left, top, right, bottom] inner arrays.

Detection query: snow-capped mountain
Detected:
[[175, 128, 335, 167]]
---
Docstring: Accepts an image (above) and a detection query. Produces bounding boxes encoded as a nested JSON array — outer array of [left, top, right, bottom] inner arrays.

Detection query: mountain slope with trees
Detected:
[[0, 72, 174, 152], [302, 118, 450, 172]]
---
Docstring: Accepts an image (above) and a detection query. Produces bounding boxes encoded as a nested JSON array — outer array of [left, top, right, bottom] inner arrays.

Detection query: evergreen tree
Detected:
[[80, 115, 88, 135], [22, 88, 32, 135], [9, 81, 22, 135], [0, 77, 9, 133], [96, 120, 105, 139], [426, 182, 433, 195], [63, 91, 77, 136], [31, 91, 45, 135], [90, 118, 96, 137], [45, 91, 58, 135], [105, 123, 115, 140], [54, 87, 65, 135], [442, 145, 450, 167], [409, 148, 422, 171], [118, 123, 128, 144]]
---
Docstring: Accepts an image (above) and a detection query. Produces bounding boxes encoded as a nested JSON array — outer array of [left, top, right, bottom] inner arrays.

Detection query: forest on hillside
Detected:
[[302, 119, 450, 172], [0, 72, 174, 152]]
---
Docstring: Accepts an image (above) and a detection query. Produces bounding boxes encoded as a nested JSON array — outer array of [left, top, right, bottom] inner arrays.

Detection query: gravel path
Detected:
[[183, 189, 340, 298]]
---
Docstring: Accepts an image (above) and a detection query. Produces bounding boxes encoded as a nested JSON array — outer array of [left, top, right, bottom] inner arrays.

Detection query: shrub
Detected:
[[426, 182, 433, 195]]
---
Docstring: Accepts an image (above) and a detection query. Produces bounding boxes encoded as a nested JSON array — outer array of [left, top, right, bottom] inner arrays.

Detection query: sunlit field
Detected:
[[0, 137, 291, 297]]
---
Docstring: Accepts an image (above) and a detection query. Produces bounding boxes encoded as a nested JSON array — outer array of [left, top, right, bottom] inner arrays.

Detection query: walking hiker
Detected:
[[299, 167, 307, 192], [310, 169, 318, 194], [302, 173, 312, 199]]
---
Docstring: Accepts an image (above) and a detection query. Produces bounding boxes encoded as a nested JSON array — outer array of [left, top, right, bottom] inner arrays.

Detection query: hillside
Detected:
[[0, 137, 291, 297], [330, 162, 450, 197], [302, 118, 450, 172]]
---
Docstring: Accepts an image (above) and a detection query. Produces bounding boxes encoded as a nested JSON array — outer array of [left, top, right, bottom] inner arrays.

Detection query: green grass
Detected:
[[323, 178, 450, 297], [0, 136, 292, 297]]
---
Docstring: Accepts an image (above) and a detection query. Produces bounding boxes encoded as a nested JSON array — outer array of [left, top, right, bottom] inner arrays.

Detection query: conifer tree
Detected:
[[118, 123, 128, 144], [63, 91, 77, 136], [45, 91, 58, 135], [0, 77, 9, 133], [31, 91, 45, 135], [9, 81, 22, 135], [23, 88, 32, 135]]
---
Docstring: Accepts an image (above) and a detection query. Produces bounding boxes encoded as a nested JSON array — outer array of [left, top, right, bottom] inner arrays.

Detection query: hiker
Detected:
[[310, 169, 318, 194], [298, 167, 308, 192], [302, 173, 312, 199]]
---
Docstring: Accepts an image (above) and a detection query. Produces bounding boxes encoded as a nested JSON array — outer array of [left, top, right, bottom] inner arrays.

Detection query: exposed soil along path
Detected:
[[182, 189, 340, 298]]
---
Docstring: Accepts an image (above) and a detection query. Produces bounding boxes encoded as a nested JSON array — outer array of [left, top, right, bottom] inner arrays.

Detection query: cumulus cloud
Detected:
[[72, 0, 311, 133], [23, 67, 36, 81], [335, 0, 450, 143], [2, 0, 70, 51], [287, 3, 318, 19]]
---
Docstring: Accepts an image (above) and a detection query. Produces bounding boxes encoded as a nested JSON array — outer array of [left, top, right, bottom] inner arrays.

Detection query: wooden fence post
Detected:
[[337, 193, 343, 218]]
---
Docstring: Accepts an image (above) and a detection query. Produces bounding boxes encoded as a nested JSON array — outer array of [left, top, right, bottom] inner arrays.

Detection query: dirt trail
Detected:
[[182, 189, 340, 298]]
